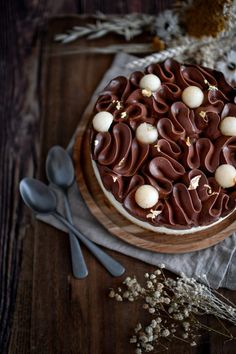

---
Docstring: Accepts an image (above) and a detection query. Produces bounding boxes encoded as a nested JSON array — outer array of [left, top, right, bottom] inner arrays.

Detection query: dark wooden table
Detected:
[[2, 13, 236, 354]]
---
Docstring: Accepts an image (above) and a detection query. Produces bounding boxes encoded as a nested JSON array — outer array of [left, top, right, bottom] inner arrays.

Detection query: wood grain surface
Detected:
[[73, 106, 236, 253], [0, 1, 49, 353], [2, 7, 236, 354]]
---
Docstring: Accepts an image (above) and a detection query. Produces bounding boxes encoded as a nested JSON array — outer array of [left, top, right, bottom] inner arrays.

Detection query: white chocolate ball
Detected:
[[135, 185, 159, 209], [215, 164, 236, 188], [92, 111, 113, 132], [220, 116, 236, 136], [136, 123, 158, 144], [182, 86, 204, 108], [140, 74, 161, 92]]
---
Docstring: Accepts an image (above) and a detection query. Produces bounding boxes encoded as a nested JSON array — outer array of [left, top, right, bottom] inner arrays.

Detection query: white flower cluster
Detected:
[[109, 266, 236, 353]]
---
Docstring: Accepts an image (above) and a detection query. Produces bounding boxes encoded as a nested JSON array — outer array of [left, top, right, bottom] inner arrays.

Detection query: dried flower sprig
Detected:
[[109, 266, 236, 353], [54, 3, 236, 83], [55, 13, 155, 43]]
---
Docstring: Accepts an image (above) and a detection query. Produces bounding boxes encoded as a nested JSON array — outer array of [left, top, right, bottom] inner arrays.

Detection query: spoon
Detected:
[[46, 145, 88, 279], [19, 178, 125, 277]]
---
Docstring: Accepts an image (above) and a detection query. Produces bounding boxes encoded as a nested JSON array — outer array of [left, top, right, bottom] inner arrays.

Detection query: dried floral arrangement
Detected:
[[128, 0, 236, 84], [55, 0, 236, 84], [109, 265, 236, 353]]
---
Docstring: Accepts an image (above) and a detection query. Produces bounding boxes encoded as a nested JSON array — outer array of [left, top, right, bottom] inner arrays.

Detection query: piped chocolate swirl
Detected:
[[90, 59, 236, 230]]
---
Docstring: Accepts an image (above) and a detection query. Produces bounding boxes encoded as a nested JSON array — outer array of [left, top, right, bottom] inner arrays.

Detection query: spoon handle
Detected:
[[53, 212, 125, 277], [63, 191, 88, 279]]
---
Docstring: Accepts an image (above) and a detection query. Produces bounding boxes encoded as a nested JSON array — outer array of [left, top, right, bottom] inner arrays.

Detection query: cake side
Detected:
[[89, 59, 236, 231], [92, 160, 235, 235]]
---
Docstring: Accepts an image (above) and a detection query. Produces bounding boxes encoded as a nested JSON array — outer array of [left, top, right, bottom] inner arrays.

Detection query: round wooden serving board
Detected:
[[73, 107, 236, 254]]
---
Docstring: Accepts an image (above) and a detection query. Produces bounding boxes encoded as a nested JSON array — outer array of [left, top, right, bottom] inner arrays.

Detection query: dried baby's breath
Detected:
[[188, 175, 201, 190], [109, 267, 236, 353]]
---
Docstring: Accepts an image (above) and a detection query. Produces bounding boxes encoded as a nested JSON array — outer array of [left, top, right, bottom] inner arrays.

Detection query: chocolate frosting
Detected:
[[91, 59, 236, 229]]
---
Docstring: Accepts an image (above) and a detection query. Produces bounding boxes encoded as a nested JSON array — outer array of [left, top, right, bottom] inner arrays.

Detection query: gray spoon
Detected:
[[46, 145, 88, 279], [19, 177, 125, 277]]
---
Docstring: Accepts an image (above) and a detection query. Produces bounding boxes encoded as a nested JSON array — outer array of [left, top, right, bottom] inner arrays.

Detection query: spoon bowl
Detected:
[[19, 177, 125, 277], [46, 146, 74, 189], [46, 145, 88, 279], [20, 178, 57, 214]]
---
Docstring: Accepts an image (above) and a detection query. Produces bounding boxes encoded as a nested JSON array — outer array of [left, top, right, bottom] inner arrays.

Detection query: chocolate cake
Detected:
[[89, 59, 236, 234]]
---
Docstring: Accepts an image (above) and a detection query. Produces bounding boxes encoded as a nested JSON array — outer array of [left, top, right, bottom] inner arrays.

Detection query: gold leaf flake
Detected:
[[199, 110, 208, 123], [94, 140, 99, 146], [141, 88, 152, 97], [208, 85, 218, 91], [154, 142, 161, 152], [147, 125, 155, 132], [209, 191, 219, 196], [203, 184, 219, 196], [204, 79, 218, 91], [120, 112, 127, 119], [146, 209, 162, 219], [185, 136, 191, 146], [204, 184, 212, 194], [116, 101, 123, 110], [112, 99, 123, 110], [118, 157, 125, 166], [188, 175, 201, 190]]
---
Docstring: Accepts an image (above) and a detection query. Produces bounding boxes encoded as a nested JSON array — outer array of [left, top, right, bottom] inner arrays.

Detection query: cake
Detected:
[[89, 59, 236, 235]]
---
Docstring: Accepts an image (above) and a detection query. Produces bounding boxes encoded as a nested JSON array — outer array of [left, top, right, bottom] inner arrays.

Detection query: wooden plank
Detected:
[[8, 226, 34, 354]]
